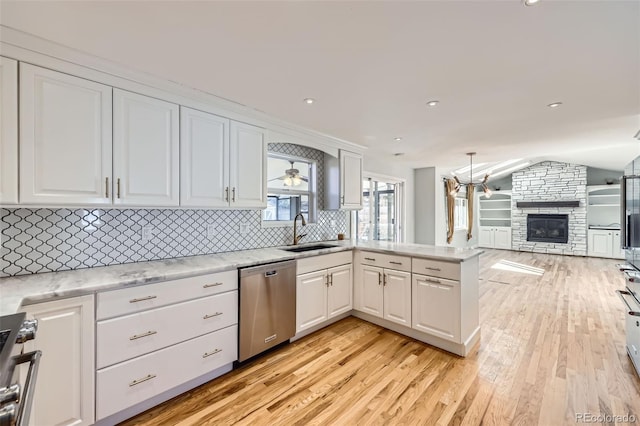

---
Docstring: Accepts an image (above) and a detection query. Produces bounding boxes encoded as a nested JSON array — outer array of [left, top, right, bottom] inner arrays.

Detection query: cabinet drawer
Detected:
[[97, 291, 237, 368], [357, 251, 411, 272], [297, 250, 352, 275], [97, 270, 237, 320], [411, 257, 460, 281], [96, 325, 237, 420]]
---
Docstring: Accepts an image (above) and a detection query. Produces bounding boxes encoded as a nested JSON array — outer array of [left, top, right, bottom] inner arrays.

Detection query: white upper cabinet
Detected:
[[180, 107, 230, 207], [325, 149, 363, 210], [341, 150, 363, 208], [20, 63, 112, 205], [229, 121, 267, 208], [0, 57, 18, 204], [113, 89, 179, 206]]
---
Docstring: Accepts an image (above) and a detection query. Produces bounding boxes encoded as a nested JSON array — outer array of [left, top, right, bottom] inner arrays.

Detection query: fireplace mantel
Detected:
[[516, 201, 580, 208]]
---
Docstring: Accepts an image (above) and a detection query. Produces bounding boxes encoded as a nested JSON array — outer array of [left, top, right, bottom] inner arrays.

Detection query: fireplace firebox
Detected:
[[526, 214, 569, 243]]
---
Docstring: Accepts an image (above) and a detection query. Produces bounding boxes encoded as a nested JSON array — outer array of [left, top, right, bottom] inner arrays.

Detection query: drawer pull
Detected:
[[423, 277, 441, 284], [389, 261, 402, 265], [129, 374, 156, 387], [129, 295, 157, 303], [203, 282, 224, 288], [425, 267, 441, 272], [202, 349, 222, 358], [129, 330, 157, 340], [364, 257, 376, 261], [203, 312, 223, 320]]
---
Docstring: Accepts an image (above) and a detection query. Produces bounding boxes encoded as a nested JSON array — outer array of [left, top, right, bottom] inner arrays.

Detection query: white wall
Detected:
[[362, 155, 415, 243]]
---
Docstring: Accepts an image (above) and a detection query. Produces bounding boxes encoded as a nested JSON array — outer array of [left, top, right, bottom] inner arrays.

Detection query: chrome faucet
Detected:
[[293, 213, 307, 245]]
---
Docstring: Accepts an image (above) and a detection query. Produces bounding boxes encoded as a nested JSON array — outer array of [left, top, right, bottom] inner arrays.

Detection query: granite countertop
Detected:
[[0, 240, 483, 315]]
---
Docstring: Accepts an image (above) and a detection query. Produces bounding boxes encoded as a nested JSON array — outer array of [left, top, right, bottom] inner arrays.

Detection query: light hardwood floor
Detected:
[[122, 250, 640, 425]]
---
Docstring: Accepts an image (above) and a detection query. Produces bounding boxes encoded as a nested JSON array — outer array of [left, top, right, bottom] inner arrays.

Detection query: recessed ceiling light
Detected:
[[426, 100, 439, 107], [523, 0, 540, 6], [394, 137, 403, 142], [547, 102, 562, 108], [303, 98, 315, 104]]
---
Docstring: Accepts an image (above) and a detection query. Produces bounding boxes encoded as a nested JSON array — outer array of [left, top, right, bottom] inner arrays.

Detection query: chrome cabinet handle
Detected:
[[203, 282, 224, 288], [232, 187, 236, 202], [378, 272, 382, 286], [129, 374, 156, 387], [117, 178, 121, 199], [383, 274, 387, 286], [129, 330, 157, 340], [129, 295, 157, 303], [225, 187, 229, 202], [105, 177, 109, 198], [364, 257, 376, 261], [203, 312, 223, 320], [425, 267, 441, 271], [389, 261, 402, 265], [325, 275, 329, 287], [203, 349, 222, 358], [617, 290, 640, 316]]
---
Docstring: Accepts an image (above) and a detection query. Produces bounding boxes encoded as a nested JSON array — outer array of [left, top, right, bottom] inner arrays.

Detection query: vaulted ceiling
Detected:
[[1, 0, 638, 171]]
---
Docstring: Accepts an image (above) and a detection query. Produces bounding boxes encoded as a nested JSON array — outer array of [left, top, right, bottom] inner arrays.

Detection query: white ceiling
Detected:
[[1, 0, 639, 171]]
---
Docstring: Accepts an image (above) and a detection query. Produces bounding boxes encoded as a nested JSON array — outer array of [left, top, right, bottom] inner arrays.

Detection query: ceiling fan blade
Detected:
[[268, 175, 288, 182]]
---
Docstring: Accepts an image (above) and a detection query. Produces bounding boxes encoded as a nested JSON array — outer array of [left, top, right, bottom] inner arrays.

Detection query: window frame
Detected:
[[261, 153, 317, 228], [352, 172, 405, 243]]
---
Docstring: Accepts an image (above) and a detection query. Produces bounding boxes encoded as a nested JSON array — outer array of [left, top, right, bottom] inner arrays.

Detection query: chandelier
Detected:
[[450, 152, 492, 198]]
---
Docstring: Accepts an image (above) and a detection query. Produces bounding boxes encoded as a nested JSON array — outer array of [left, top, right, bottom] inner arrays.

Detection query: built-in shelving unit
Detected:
[[587, 184, 624, 259], [478, 191, 512, 249]]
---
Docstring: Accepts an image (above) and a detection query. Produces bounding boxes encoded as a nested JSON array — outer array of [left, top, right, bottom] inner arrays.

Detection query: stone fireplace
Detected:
[[511, 161, 587, 255]]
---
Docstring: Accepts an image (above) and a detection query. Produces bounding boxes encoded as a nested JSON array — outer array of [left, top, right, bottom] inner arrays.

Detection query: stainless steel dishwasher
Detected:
[[238, 260, 296, 362]]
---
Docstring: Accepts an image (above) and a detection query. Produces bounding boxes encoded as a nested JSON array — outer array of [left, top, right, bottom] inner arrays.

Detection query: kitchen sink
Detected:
[[280, 243, 338, 253]]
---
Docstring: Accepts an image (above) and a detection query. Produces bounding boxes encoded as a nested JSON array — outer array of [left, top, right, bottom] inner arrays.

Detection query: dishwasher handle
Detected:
[[239, 259, 297, 278], [265, 270, 278, 278]]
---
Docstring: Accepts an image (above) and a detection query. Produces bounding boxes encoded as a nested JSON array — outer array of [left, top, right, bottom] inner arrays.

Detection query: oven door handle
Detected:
[[616, 290, 640, 317], [13, 350, 42, 426]]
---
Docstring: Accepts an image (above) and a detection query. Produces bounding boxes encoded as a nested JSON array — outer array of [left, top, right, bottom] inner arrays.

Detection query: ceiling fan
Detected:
[[269, 160, 308, 186]]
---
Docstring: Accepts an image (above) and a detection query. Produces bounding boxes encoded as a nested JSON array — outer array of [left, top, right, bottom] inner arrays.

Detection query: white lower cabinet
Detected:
[[588, 229, 625, 259], [95, 270, 238, 421], [295, 252, 353, 335], [478, 226, 511, 249], [21, 295, 95, 426], [412, 274, 460, 342], [96, 325, 237, 420], [356, 265, 411, 327], [296, 264, 352, 333]]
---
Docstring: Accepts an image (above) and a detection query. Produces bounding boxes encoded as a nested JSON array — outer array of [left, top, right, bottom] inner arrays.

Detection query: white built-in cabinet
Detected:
[[355, 252, 412, 327], [588, 229, 624, 259], [0, 57, 18, 204], [295, 252, 353, 335], [113, 89, 180, 206], [478, 226, 512, 250], [325, 150, 363, 210], [180, 108, 266, 208], [21, 295, 95, 426], [19, 63, 113, 205]]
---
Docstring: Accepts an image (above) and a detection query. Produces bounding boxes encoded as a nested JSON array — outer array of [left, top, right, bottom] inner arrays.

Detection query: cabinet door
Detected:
[[412, 274, 460, 342], [229, 121, 267, 208], [180, 107, 230, 207], [327, 264, 352, 318], [113, 89, 179, 206], [340, 150, 363, 209], [22, 295, 95, 426], [478, 226, 494, 248], [612, 231, 625, 259], [0, 57, 18, 204], [493, 227, 512, 250], [296, 270, 329, 332], [20, 63, 112, 205], [383, 269, 412, 327], [359, 265, 384, 318], [588, 230, 613, 257]]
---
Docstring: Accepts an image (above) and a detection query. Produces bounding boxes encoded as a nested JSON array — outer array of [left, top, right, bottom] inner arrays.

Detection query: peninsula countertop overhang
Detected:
[[0, 241, 483, 315]]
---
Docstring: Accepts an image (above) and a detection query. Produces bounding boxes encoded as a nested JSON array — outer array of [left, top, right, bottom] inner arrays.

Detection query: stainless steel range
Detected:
[[0, 312, 40, 426]]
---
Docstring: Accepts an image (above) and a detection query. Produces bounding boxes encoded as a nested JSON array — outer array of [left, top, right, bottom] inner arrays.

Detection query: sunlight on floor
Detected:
[[491, 259, 545, 276]]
